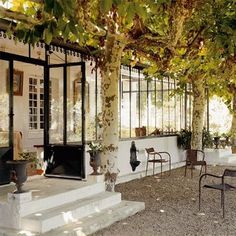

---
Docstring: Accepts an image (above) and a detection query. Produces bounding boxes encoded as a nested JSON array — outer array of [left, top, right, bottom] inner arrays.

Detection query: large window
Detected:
[[119, 66, 192, 139], [29, 77, 51, 130], [29, 77, 44, 130]]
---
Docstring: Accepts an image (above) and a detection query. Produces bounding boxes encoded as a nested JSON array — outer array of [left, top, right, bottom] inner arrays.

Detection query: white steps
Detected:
[[18, 181, 106, 217], [21, 191, 122, 233], [43, 200, 145, 236], [205, 148, 236, 166], [0, 177, 145, 235], [0, 200, 145, 236]]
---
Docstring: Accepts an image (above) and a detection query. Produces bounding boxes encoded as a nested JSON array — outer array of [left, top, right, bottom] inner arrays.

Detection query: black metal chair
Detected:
[[199, 169, 236, 217], [184, 149, 207, 178], [145, 147, 171, 176]]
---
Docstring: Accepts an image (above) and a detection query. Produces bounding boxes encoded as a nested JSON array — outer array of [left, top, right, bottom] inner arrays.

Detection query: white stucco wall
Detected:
[[85, 136, 185, 184]]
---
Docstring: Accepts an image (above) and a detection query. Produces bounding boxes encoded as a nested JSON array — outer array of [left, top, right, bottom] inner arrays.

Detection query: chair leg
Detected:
[[200, 165, 203, 176], [199, 182, 201, 211], [184, 163, 187, 177], [161, 162, 163, 176], [221, 190, 223, 208], [146, 161, 148, 176], [222, 190, 225, 218]]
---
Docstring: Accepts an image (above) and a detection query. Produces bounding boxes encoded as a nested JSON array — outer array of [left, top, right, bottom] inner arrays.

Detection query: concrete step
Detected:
[[21, 191, 122, 233], [205, 149, 236, 165], [18, 181, 105, 217], [226, 154, 236, 163], [43, 200, 145, 236], [205, 148, 232, 159], [0, 200, 145, 236]]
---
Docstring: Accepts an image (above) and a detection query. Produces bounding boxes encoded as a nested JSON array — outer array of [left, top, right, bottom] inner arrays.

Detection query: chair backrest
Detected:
[[186, 149, 204, 163], [223, 169, 236, 177], [186, 149, 198, 162], [145, 148, 155, 154]]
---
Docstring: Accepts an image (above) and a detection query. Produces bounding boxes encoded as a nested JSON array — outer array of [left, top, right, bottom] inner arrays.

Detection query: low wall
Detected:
[[85, 136, 185, 184]]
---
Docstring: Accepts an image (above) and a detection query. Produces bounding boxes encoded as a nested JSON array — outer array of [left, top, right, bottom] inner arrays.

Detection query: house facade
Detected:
[[0, 31, 194, 184]]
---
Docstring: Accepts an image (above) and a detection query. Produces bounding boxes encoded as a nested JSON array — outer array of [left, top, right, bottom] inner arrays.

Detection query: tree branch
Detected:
[[0, 6, 40, 25]]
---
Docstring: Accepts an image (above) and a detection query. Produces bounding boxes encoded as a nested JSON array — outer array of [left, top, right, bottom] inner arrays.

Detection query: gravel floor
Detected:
[[91, 166, 236, 236]]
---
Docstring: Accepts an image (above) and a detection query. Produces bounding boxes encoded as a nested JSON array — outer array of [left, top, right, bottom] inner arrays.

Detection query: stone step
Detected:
[[0, 200, 145, 236], [205, 148, 232, 159], [43, 200, 145, 236], [226, 154, 236, 163], [21, 191, 122, 233], [16, 181, 105, 217]]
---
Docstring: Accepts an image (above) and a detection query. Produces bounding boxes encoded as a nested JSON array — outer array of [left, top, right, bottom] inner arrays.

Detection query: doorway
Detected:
[[0, 45, 86, 184]]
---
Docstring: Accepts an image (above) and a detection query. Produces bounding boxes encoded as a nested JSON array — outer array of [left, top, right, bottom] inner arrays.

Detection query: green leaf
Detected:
[[100, 0, 112, 12], [126, 3, 136, 24], [62, 24, 70, 39], [44, 0, 54, 13], [117, 3, 127, 18], [44, 29, 53, 45], [135, 5, 147, 21], [53, 1, 63, 18], [113, 0, 122, 5], [15, 29, 25, 40], [69, 21, 78, 36]]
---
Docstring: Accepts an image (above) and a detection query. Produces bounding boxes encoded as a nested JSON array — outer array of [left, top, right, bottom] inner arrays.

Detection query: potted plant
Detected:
[[221, 132, 231, 146], [202, 127, 213, 149], [213, 132, 220, 149], [87, 142, 103, 175], [177, 129, 192, 150], [18, 151, 43, 176]]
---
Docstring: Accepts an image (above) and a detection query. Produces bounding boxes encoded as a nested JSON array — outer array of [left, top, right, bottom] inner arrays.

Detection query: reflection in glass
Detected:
[[0, 60, 9, 147]]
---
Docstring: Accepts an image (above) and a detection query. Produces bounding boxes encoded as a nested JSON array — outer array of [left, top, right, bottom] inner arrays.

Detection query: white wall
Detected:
[[85, 136, 185, 183]]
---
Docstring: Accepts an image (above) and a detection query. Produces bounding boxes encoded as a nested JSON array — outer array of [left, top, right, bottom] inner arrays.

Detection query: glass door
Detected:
[[0, 60, 12, 184], [44, 61, 86, 179]]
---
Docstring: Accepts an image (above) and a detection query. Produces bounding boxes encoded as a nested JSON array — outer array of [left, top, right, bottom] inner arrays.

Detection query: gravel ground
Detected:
[[91, 166, 236, 236]]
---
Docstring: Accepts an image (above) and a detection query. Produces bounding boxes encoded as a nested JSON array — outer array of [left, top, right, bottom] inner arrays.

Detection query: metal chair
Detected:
[[184, 149, 207, 178], [199, 169, 236, 217], [145, 147, 171, 176]]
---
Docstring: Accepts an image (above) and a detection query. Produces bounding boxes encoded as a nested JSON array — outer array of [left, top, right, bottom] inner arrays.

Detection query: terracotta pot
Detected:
[[26, 162, 37, 176], [36, 169, 44, 175]]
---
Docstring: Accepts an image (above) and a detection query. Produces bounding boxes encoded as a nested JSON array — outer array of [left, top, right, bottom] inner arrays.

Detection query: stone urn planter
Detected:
[[213, 136, 220, 149], [87, 150, 101, 175], [87, 142, 104, 175], [7, 160, 28, 193]]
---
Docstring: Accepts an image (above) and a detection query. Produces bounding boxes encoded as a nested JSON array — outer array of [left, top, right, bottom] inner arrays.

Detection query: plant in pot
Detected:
[[18, 151, 43, 176], [177, 129, 192, 150], [222, 132, 231, 146], [87, 142, 103, 175], [213, 132, 220, 149], [202, 127, 213, 149]]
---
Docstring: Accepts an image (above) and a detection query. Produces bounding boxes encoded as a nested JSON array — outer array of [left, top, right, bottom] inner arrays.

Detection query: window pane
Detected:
[[67, 65, 83, 143], [148, 80, 156, 134], [130, 79, 139, 137], [0, 60, 9, 147], [49, 68, 63, 142], [163, 80, 169, 133], [156, 80, 163, 132], [140, 79, 147, 129], [120, 76, 130, 138]]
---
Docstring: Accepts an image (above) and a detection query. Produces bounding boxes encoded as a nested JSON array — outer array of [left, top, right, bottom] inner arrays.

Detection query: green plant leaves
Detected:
[[100, 0, 113, 12]]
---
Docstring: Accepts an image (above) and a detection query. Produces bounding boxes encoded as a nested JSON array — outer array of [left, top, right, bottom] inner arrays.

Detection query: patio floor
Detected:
[[92, 165, 236, 236]]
